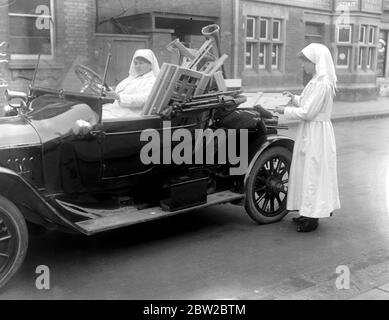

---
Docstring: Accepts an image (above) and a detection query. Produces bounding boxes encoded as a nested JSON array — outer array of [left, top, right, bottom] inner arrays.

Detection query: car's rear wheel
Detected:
[[0, 196, 28, 289], [245, 146, 292, 224]]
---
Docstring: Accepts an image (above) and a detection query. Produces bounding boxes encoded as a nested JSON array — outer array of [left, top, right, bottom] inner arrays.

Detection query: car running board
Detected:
[[75, 191, 245, 235]]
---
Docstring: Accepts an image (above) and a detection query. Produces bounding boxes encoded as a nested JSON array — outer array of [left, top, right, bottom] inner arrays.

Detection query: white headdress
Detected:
[[128, 49, 160, 79], [301, 43, 337, 93]]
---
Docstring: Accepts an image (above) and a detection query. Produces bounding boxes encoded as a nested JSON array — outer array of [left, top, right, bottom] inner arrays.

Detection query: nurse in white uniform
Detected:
[[275, 43, 341, 232], [103, 49, 160, 119]]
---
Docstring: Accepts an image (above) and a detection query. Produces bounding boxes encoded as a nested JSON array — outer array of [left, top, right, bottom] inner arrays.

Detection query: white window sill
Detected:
[[8, 60, 64, 70]]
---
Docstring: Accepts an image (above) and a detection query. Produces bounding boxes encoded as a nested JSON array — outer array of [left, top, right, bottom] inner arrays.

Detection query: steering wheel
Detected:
[[74, 64, 109, 95]]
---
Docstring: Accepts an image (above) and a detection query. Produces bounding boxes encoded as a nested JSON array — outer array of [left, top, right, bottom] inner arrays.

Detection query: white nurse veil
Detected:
[[128, 49, 160, 79], [301, 43, 337, 94]]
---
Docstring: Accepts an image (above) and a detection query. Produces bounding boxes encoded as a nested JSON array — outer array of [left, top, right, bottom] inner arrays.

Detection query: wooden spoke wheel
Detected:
[[0, 196, 28, 289], [245, 146, 292, 224]]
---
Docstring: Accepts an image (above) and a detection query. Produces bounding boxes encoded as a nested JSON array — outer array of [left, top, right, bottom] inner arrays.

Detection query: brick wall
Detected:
[[282, 7, 306, 89], [0, 0, 97, 95], [41, 0, 97, 92]]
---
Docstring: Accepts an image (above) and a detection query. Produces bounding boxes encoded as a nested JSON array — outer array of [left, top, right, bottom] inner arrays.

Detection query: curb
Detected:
[[279, 111, 389, 127]]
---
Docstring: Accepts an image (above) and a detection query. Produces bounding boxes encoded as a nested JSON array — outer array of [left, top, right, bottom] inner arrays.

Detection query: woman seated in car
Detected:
[[103, 49, 160, 119]]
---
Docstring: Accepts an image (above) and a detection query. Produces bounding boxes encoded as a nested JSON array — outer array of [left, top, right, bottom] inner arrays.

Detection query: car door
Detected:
[[100, 105, 213, 186], [100, 115, 162, 187]]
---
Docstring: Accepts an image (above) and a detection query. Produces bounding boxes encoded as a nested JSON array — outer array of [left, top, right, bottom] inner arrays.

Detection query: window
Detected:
[[359, 25, 366, 43], [305, 22, 323, 44], [245, 16, 255, 68], [272, 45, 280, 69], [260, 19, 268, 40], [356, 25, 377, 70], [8, 0, 54, 59], [245, 16, 284, 72], [259, 43, 266, 68], [367, 47, 374, 69], [358, 47, 364, 68], [368, 26, 375, 44], [245, 42, 254, 68], [335, 24, 353, 69], [337, 25, 352, 43], [273, 20, 281, 40], [367, 27, 376, 70], [246, 17, 255, 39], [337, 47, 350, 68]]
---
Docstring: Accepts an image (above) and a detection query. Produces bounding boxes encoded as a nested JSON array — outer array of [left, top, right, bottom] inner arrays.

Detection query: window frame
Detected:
[[258, 43, 266, 69], [244, 16, 284, 72], [356, 25, 377, 70], [272, 19, 281, 41], [8, 0, 55, 60], [259, 18, 269, 40], [246, 16, 256, 40], [245, 42, 254, 68], [357, 47, 364, 69], [367, 47, 374, 69], [305, 22, 324, 43], [337, 25, 352, 44], [336, 46, 351, 69], [271, 44, 279, 69], [368, 26, 375, 44], [359, 25, 366, 44]]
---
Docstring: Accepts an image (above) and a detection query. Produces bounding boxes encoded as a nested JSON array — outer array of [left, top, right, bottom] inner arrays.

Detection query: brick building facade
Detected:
[[239, 0, 389, 100], [1, 0, 389, 103]]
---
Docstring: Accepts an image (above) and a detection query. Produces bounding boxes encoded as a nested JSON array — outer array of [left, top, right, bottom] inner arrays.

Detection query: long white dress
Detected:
[[284, 76, 341, 218], [102, 71, 156, 119]]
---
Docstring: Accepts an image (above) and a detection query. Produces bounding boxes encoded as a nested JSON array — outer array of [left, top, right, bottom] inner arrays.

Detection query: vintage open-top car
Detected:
[[0, 25, 293, 288]]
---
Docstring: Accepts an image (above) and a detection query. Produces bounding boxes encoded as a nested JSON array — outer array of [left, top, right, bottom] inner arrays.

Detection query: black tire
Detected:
[[0, 196, 28, 289], [245, 146, 292, 224]]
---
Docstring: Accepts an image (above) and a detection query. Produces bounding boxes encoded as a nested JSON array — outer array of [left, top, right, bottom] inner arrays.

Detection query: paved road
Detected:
[[1, 117, 389, 300]]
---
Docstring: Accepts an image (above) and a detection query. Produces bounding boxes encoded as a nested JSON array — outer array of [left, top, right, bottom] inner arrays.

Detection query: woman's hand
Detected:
[[105, 91, 121, 102], [282, 91, 298, 107], [282, 91, 293, 98], [274, 106, 285, 114]]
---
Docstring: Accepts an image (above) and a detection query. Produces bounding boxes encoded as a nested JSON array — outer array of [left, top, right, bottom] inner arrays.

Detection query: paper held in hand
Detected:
[[239, 92, 291, 111]]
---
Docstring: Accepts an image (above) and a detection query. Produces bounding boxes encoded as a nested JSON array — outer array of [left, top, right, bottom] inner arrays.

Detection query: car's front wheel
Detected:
[[245, 146, 292, 224], [0, 196, 28, 289]]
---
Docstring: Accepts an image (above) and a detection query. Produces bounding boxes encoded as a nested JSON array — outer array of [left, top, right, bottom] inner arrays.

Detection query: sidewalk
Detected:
[[278, 96, 389, 126], [351, 283, 389, 300]]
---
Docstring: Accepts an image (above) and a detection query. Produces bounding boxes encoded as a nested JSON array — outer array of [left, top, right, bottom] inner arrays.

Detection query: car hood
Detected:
[[0, 116, 41, 149]]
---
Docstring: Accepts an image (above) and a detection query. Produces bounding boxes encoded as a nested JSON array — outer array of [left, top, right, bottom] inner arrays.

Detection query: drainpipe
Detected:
[[233, 0, 239, 78]]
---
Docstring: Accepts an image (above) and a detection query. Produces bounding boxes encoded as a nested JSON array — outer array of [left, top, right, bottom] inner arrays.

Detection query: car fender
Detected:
[[244, 134, 294, 188], [0, 166, 83, 233]]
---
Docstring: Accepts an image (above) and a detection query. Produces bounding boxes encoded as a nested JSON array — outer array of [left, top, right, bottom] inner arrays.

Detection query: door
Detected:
[[95, 35, 149, 87], [100, 109, 211, 188], [101, 116, 162, 186]]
